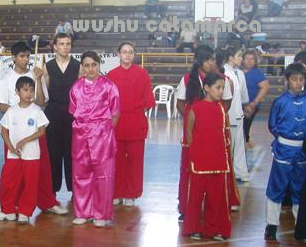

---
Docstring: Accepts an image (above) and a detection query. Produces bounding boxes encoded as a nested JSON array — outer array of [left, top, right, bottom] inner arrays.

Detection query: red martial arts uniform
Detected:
[[178, 72, 205, 214], [183, 100, 231, 238], [108, 64, 155, 199], [0, 69, 59, 210]]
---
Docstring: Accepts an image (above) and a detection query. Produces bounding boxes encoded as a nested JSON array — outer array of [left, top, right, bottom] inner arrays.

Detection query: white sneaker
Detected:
[[47, 205, 68, 215], [113, 198, 123, 205], [18, 213, 29, 224], [93, 219, 106, 227], [231, 205, 240, 212], [240, 176, 250, 182], [72, 218, 87, 225], [0, 212, 16, 221], [123, 198, 135, 206]]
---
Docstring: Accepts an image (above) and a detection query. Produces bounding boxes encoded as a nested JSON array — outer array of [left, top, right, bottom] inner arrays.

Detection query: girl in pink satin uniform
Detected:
[[69, 51, 120, 227]]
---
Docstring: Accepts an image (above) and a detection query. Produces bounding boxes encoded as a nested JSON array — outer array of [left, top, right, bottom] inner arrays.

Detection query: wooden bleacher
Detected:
[[0, 0, 305, 114]]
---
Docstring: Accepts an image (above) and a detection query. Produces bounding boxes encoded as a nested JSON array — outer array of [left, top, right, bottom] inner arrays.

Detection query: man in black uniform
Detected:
[[43, 33, 80, 194]]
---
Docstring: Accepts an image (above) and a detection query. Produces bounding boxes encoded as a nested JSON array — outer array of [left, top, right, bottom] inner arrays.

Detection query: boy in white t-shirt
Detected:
[[0, 76, 49, 223]]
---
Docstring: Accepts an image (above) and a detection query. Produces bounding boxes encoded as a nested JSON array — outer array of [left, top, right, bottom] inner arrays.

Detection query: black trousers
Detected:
[[176, 42, 195, 53], [243, 107, 259, 143], [295, 175, 306, 240], [45, 103, 73, 192]]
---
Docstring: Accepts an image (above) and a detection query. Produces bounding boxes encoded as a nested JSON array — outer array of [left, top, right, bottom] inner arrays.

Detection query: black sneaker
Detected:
[[264, 224, 277, 241], [178, 213, 185, 223], [213, 234, 226, 241], [190, 233, 202, 240]]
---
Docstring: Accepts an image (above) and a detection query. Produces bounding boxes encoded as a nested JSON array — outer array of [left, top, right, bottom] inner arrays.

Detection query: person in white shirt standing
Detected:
[[224, 47, 251, 182], [0, 41, 68, 215], [0, 77, 49, 224]]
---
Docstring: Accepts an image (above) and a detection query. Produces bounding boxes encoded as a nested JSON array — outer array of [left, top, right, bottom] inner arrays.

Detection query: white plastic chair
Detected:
[[172, 85, 179, 118], [149, 85, 174, 119]]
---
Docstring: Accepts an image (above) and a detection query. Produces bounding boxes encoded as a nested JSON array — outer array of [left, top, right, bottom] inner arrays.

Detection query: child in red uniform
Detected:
[[183, 73, 231, 241], [0, 76, 49, 223]]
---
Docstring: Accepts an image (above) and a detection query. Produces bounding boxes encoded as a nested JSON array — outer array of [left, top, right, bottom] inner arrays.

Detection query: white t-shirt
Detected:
[[224, 63, 249, 125], [180, 30, 196, 43], [0, 103, 49, 160], [176, 74, 233, 101], [0, 45, 5, 53], [0, 69, 49, 106]]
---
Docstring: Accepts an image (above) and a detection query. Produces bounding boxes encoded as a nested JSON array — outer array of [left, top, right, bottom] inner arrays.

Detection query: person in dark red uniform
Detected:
[[107, 42, 155, 206], [183, 73, 231, 241], [176, 45, 232, 221]]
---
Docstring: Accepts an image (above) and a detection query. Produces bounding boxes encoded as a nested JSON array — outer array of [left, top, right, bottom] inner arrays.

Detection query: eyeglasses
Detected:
[[120, 50, 134, 55]]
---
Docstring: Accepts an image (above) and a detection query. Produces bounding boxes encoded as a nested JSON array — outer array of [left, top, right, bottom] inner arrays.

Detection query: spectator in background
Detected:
[[255, 42, 271, 55], [0, 41, 6, 53], [166, 15, 179, 48], [243, 50, 270, 153], [267, 43, 285, 76], [225, 28, 247, 50], [176, 27, 197, 53], [144, 0, 163, 18], [268, 0, 289, 16], [28, 35, 51, 51], [54, 19, 74, 39], [296, 41, 306, 54], [238, 0, 258, 24]]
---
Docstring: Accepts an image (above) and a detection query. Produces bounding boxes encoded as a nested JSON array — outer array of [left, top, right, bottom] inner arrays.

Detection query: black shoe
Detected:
[[190, 233, 202, 240], [264, 224, 277, 241], [178, 213, 185, 223]]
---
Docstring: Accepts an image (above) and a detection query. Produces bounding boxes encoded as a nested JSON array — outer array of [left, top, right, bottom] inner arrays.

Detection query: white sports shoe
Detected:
[[113, 198, 123, 205], [123, 199, 135, 206], [18, 213, 29, 224], [72, 218, 87, 225], [231, 205, 240, 212], [93, 219, 106, 227], [0, 212, 16, 221], [47, 205, 69, 215]]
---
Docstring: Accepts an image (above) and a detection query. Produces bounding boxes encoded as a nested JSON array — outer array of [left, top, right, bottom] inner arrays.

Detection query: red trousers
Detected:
[[2, 135, 59, 210], [183, 173, 231, 238], [114, 140, 145, 199], [38, 135, 59, 209], [178, 146, 190, 214], [0, 159, 40, 216], [227, 148, 241, 208]]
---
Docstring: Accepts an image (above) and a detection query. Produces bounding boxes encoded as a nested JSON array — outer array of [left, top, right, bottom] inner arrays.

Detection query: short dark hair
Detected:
[[204, 73, 225, 87], [294, 51, 306, 65], [11, 41, 31, 56], [243, 50, 258, 65], [15, 76, 35, 92], [81, 50, 101, 64], [284, 63, 306, 81], [224, 46, 242, 63], [118, 41, 135, 53], [299, 41, 306, 46], [53, 33, 72, 45]]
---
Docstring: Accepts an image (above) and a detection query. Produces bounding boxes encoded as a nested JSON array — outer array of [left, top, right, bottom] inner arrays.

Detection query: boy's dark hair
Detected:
[[118, 41, 135, 53], [53, 33, 72, 45], [284, 63, 306, 81], [81, 50, 101, 64], [294, 51, 306, 65], [15, 76, 35, 92], [11, 41, 32, 56]]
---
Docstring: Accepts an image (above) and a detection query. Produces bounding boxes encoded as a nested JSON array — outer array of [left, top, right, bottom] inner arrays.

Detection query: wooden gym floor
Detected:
[[0, 115, 305, 247]]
